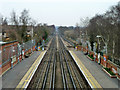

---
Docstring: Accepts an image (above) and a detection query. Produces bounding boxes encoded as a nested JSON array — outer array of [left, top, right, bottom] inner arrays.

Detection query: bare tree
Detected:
[[19, 9, 31, 42], [10, 10, 22, 41], [20, 9, 31, 26], [10, 10, 19, 26], [85, 2, 120, 61], [1, 17, 8, 25]]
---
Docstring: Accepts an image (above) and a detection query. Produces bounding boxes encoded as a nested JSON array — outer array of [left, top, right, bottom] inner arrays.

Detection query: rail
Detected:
[[27, 35, 88, 89]]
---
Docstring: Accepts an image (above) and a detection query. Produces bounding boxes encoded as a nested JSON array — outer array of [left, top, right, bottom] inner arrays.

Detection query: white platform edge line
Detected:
[[24, 51, 47, 88], [68, 50, 94, 89]]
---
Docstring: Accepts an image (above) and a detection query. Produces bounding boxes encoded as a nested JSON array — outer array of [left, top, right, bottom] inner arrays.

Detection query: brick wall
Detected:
[[106, 61, 117, 74], [0, 40, 36, 75], [32, 46, 36, 51], [0, 41, 19, 75]]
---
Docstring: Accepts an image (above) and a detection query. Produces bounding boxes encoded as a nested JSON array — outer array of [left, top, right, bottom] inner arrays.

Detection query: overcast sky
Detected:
[[0, 0, 119, 26]]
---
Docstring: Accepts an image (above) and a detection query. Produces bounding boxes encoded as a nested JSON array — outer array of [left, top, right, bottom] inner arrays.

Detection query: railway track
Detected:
[[58, 37, 88, 89], [27, 35, 90, 89]]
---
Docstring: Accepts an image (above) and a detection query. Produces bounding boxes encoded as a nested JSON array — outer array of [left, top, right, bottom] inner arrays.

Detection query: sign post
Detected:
[[103, 54, 107, 67], [42, 39, 45, 51], [22, 49, 25, 60]]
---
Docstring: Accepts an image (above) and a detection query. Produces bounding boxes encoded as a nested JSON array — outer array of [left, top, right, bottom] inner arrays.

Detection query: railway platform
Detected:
[[2, 38, 52, 89], [2, 51, 46, 88], [69, 49, 120, 88], [3, 36, 119, 89]]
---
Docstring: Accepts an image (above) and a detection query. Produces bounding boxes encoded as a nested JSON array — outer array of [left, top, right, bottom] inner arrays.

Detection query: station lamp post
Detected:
[[31, 27, 34, 52], [96, 35, 108, 55], [96, 35, 102, 64], [96, 35, 101, 53]]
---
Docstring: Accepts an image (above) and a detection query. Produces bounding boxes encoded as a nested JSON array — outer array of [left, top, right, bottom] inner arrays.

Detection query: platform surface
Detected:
[[69, 49, 120, 88], [2, 51, 43, 88], [16, 50, 46, 88]]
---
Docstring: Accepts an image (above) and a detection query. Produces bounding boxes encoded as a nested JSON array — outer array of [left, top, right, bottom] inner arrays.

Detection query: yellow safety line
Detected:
[[21, 52, 43, 88], [69, 50, 102, 89], [16, 51, 45, 89]]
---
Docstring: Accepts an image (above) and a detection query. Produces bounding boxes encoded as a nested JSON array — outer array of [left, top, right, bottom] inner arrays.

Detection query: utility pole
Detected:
[[112, 40, 115, 62], [31, 27, 33, 42], [31, 27, 34, 52]]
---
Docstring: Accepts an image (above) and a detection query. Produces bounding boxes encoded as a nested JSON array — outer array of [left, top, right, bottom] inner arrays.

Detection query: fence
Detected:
[[21, 39, 36, 52], [114, 59, 120, 66]]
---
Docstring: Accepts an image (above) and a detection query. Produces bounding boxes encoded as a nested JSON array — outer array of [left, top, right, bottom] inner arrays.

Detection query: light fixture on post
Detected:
[[96, 35, 102, 64]]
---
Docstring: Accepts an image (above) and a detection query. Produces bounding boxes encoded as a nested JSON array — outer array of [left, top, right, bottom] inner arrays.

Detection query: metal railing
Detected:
[[2, 39, 36, 67], [21, 39, 36, 52]]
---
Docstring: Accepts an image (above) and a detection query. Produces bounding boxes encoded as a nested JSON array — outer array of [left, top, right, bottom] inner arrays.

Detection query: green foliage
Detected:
[[104, 67, 110, 71], [34, 24, 55, 46], [43, 31, 48, 40], [79, 43, 82, 45], [104, 68, 115, 75], [88, 54, 94, 59]]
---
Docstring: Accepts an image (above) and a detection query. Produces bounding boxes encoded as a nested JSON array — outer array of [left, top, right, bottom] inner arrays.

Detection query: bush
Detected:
[[108, 71, 115, 75], [91, 54, 93, 58], [104, 68, 115, 75], [88, 54, 94, 59]]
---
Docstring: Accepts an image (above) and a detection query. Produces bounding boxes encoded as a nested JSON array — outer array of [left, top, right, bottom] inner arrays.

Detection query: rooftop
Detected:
[[0, 40, 18, 45]]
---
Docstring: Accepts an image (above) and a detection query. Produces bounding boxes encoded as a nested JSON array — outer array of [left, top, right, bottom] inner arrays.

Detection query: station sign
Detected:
[[11, 55, 16, 64], [104, 55, 107, 61], [22, 49, 25, 55], [112, 68, 117, 74]]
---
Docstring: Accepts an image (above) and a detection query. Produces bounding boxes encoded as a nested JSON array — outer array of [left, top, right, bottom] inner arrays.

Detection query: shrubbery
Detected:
[[88, 54, 94, 60], [104, 68, 115, 75]]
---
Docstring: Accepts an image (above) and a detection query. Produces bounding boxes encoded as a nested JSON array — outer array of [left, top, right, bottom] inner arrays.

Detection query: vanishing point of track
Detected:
[[27, 35, 89, 89]]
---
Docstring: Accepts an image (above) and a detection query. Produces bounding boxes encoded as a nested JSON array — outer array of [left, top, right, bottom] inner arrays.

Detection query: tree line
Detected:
[[59, 2, 120, 61], [86, 2, 120, 60], [0, 9, 55, 44]]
